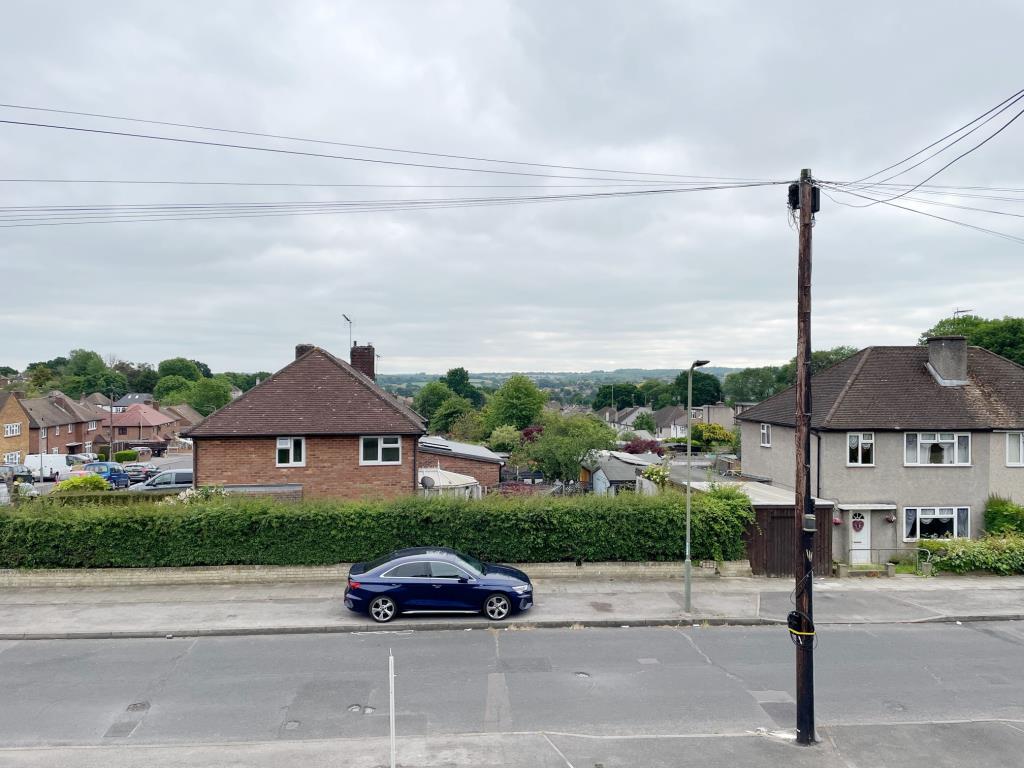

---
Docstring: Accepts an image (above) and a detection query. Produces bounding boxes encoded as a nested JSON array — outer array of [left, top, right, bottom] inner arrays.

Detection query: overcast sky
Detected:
[[2, 1, 1022, 375]]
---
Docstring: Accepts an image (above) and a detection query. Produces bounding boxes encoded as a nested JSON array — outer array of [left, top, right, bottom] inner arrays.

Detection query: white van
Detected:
[[24, 454, 72, 482]]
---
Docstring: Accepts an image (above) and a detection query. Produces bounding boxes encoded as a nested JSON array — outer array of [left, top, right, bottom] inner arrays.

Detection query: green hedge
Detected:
[[113, 450, 138, 463], [0, 490, 754, 569], [985, 495, 1024, 535], [920, 535, 1024, 575], [34, 491, 178, 507]]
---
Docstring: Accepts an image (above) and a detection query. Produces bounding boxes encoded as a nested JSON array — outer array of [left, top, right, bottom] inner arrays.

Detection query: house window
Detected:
[[1008, 433, 1024, 466], [54, 425, 60, 436], [691, 409, 702, 420], [760, 423, 772, 447], [84, 442, 92, 452], [276, 437, 305, 467], [361, 436, 402, 465], [904, 432, 970, 466], [39, 427, 46, 439], [847, 432, 874, 466], [117, 427, 128, 436], [3, 422, 21, 438], [88, 421, 97, 432], [903, 506, 970, 541], [51, 448, 58, 454], [2, 451, 20, 463]]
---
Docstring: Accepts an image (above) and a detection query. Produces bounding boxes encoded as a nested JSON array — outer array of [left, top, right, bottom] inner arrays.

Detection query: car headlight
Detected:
[[513, 585, 531, 594]]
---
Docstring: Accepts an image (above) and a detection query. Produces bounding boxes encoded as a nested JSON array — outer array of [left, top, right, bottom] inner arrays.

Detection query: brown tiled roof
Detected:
[[162, 403, 205, 426], [186, 347, 427, 438], [112, 404, 176, 428], [736, 346, 1024, 430]]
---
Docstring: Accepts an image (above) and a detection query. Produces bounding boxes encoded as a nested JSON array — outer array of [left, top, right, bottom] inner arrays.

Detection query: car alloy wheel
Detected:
[[369, 596, 397, 623], [484, 594, 511, 621]]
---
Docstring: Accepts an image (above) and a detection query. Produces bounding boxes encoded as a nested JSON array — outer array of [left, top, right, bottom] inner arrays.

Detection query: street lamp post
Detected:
[[685, 359, 710, 613], [343, 314, 353, 351]]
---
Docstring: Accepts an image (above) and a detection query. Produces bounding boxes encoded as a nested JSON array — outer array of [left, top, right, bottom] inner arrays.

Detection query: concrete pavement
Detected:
[[0, 574, 1022, 639]]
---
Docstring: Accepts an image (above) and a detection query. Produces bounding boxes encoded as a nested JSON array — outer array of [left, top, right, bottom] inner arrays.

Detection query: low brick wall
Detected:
[[0, 560, 737, 587]]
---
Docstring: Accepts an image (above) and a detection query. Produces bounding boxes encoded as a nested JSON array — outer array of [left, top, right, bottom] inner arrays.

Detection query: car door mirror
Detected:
[[458, 576, 470, 584]]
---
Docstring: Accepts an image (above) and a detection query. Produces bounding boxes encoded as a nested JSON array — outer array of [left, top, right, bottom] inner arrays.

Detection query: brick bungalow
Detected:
[[418, 435, 504, 487], [187, 343, 427, 499]]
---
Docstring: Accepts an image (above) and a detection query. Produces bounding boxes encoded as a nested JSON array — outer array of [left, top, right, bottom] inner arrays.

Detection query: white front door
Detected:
[[850, 511, 871, 564]]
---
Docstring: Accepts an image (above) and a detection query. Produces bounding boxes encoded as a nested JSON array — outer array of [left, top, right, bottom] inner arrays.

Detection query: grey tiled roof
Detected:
[[736, 346, 1024, 430], [418, 436, 504, 465]]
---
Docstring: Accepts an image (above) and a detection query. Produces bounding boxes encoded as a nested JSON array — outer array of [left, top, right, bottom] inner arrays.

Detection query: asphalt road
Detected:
[[3, 621, 1024, 766]]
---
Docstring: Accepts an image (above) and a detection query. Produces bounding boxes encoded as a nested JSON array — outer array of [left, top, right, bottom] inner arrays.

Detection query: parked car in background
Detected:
[[345, 547, 533, 623], [128, 469, 193, 492], [83, 462, 131, 489], [123, 462, 160, 483], [1, 464, 35, 484]]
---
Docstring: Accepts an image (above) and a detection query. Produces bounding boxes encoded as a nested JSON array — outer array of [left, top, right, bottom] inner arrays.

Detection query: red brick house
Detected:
[[18, 392, 109, 457], [187, 344, 427, 499], [109, 404, 176, 452]]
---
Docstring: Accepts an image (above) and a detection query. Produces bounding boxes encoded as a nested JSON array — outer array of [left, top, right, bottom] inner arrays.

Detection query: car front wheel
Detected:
[[484, 593, 511, 621], [369, 596, 398, 623]]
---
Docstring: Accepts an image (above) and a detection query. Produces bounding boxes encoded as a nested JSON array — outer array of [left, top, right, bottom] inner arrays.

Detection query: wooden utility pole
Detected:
[[793, 168, 816, 745]]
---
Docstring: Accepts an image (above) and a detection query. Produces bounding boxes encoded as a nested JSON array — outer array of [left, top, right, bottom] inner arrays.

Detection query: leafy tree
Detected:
[[632, 412, 656, 433], [974, 317, 1024, 367], [130, 366, 160, 393], [154, 375, 194, 404], [439, 367, 484, 407], [95, 370, 129, 399], [670, 370, 722, 407], [429, 395, 473, 434], [188, 377, 233, 416], [592, 383, 643, 410], [487, 375, 546, 430], [488, 425, 522, 452], [722, 365, 783, 403], [523, 413, 617, 482], [448, 410, 488, 442], [918, 314, 990, 343], [190, 360, 213, 378], [0, 366, 17, 377], [28, 365, 57, 390], [775, 346, 858, 388], [157, 357, 202, 382], [691, 422, 734, 448], [413, 381, 455, 422], [65, 349, 106, 378]]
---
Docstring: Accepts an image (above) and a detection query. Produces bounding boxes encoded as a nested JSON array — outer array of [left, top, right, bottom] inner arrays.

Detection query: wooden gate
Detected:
[[744, 504, 833, 577]]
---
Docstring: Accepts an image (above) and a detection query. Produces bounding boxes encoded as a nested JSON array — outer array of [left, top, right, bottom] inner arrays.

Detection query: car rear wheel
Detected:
[[484, 593, 511, 621], [369, 596, 398, 623]]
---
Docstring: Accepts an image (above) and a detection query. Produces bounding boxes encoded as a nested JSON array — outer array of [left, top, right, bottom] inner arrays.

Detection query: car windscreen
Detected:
[[456, 552, 485, 574]]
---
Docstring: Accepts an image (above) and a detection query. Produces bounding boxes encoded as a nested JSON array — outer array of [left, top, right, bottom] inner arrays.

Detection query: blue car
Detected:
[[345, 547, 533, 623], [83, 462, 131, 489]]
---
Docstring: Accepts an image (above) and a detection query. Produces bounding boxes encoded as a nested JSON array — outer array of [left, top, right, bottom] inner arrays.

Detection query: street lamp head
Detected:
[[692, 359, 710, 369], [342, 314, 351, 322]]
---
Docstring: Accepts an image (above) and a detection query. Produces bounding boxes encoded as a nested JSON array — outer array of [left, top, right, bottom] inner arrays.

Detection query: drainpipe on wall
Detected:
[[412, 437, 418, 495], [814, 430, 822, 497]]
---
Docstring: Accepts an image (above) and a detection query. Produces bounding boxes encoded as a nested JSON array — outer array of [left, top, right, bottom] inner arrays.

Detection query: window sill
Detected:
[[903, 464, 972, 468], [759, 444, 771, 448], [845, 464, 875, 468], [276, 463, 306, 469], [360, 462, 403, 467]]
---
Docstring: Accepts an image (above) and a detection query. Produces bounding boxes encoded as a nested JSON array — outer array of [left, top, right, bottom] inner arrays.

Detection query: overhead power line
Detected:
[[819, 183, 1024, 246], [0, 102, 766, 183]]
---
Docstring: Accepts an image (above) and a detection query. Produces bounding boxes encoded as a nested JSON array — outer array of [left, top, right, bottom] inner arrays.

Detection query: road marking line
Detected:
[[541, 733, 576, 768]]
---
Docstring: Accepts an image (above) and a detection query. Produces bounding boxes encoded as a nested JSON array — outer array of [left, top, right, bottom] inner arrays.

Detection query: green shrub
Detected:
[[52, 475, 110, 494], [920, 535, 1024, 575], [985, 495, 1024, 535], [113, 450, 138, 463], [0, 489, 754, 569], [96, 447, 109, 460]]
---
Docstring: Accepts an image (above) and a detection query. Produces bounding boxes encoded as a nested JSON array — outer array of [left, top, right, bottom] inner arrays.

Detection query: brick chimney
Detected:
[[350, 341, 376, 381], [926, 335, 968, 386], [295, 343, 315, 360]]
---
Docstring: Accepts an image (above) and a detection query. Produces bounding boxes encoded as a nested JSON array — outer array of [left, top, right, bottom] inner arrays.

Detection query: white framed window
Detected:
[[361, 435, 402, 465], [275, 437, 305, 467], [902, 506, 970, 542], [51, 447, 58, 454], [54, 425, 60, 436], [1007, 432, 1024, 466], [84, 442, 92, 452], [2, 451, 20, 463], [3, 422, 21, 438], [847, 432, 875, 466], [39, 427, 46, 439], [690, 409, 702, 420], [88, 421, 97, 432], [904, 432, 970, 466], [760, 423, 772, 447]]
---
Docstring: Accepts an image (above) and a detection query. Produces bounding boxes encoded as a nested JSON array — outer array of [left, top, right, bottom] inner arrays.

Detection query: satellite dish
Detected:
[[420, 475, 435, 489]]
